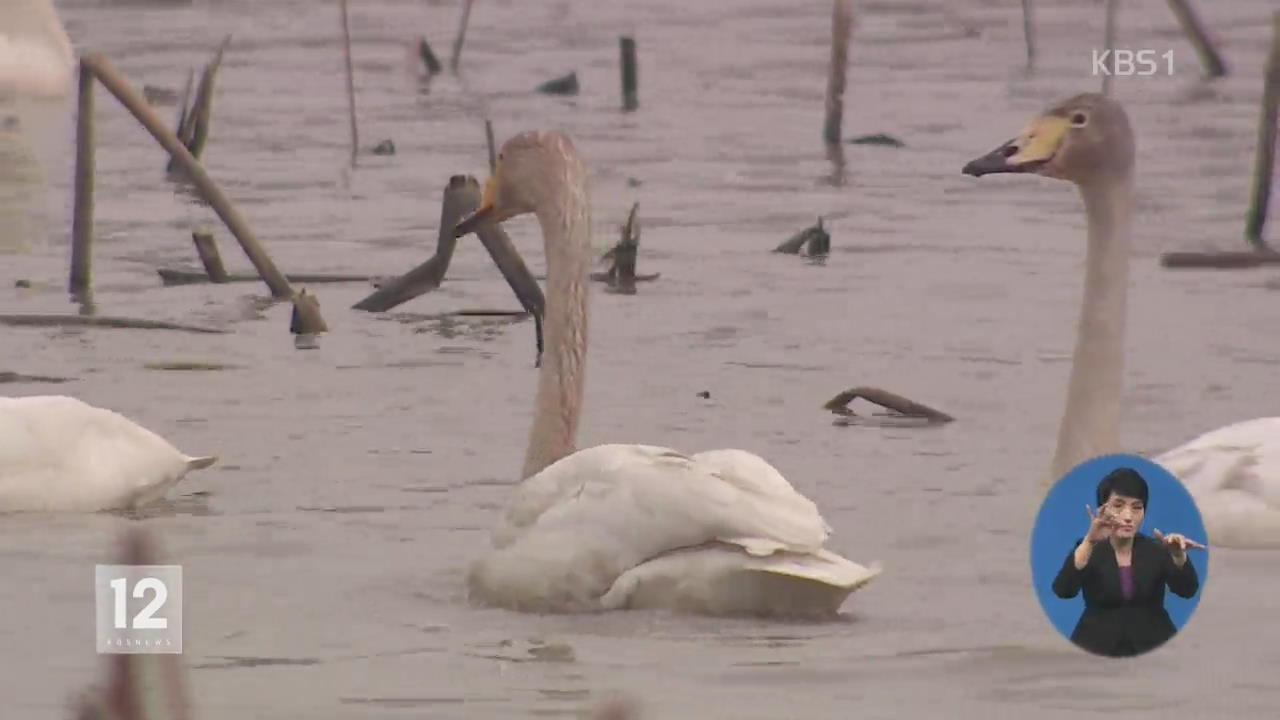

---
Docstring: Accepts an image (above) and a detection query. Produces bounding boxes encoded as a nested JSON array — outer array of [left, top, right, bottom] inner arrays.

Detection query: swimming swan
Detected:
[[454, 130, 881, 616], [0, 395, 216, 512], [964, 92, 1280, 548], [0, 0, 75, 99]]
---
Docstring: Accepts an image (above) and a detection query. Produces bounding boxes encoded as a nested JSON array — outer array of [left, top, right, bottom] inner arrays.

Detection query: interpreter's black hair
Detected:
[[1096, 467, 1149, 508]]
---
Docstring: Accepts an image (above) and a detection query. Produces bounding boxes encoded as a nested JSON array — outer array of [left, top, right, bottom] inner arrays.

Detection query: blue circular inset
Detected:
[[1029, 453, 1209, 656]]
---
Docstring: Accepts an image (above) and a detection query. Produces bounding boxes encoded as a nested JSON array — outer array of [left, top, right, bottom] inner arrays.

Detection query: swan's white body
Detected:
[[0, 396, 216, 512], [461, 130, 879, 616], [0, 0, 75, 99], [469, 444, 880, 615], [1154, 417, 1280, 548]]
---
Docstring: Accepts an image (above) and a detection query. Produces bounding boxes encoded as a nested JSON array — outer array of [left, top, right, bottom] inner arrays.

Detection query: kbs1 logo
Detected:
[[1091, 49, 1175, 77]]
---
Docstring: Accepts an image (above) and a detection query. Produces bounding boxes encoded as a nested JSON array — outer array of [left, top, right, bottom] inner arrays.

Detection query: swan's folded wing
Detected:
[[493, 443, 831, 569], [1154, 417, 1280, 505]]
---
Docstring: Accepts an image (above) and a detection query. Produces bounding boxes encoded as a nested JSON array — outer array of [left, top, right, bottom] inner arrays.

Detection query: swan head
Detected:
[[455, 130, 586, 237], [961, 93, 1134, 184]]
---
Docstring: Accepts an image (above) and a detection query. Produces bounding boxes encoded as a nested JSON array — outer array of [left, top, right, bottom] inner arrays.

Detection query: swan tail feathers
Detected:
[[184, 456, 217, 472]]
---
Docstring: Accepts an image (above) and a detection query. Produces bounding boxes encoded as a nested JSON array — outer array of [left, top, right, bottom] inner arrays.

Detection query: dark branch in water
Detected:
[[418, 36, 442, 75], [0, 314, 227, 334], [774, 218, 830, 257], [591, 203, 660, 293], [823, 386, 954, 424], [0, 371, 74, 384], [1159, 250, 1280, 269]]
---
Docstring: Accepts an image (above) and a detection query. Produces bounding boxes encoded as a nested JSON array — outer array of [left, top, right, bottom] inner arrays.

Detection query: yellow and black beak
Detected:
[[962, 114, 1069, 177], [454, 173, 500, 238]]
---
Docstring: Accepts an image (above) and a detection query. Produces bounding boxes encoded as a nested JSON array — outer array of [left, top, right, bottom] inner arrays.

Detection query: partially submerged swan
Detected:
[[0, 395, 215, 512], [0, 0, 75, 99], [964, 92, 1280, 548], [454, 130, 880, 616]]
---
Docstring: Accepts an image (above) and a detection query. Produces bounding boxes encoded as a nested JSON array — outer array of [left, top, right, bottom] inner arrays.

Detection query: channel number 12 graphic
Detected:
[[95, 564, 183, 654]]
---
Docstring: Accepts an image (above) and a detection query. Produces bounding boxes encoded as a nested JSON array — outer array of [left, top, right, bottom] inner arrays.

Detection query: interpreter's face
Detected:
[[1103, 492, 1144, 538]]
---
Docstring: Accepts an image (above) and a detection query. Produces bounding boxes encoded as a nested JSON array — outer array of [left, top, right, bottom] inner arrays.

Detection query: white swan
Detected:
[[0, 0, 75, 100], [0, 395, 216, 512], [453, 130, 881, 616], [964, 92, 1280, 548]]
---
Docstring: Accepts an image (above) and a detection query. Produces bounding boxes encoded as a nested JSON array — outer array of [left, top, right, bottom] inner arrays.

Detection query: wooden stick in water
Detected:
[[340, 0, 359, 164], [82, 54, 297, 301], [352, 175, 479, 312], [1021, 0, 1035, 71], [70, 59, 96, 300], [1101, 0, 1118, 96], [1166, 0, 1227, 79], [450, 0, 474, 73], [823, 386, 955, 423], [191, 231, 229, 282], [1246, 11, 1279, 251], [620, 36, 638, 112], [485, 119, 497, 172], [823, 0, 854, 146]]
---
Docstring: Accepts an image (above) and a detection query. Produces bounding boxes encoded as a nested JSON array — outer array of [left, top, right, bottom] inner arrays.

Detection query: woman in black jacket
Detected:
[[1052, 467, 1205, 657]]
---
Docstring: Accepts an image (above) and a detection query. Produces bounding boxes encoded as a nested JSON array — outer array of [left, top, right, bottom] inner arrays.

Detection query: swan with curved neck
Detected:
[[454, 130, 880, 615], [964, 92, 1280, 548], [0, 0, 75, 99], [0, 395, 216, 512]]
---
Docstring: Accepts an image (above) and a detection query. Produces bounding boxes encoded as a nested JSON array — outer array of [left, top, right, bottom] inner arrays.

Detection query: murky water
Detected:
[[2, 0, 1279, 717]]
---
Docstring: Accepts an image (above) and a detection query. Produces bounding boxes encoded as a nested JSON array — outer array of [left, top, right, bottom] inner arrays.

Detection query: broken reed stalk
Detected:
[[619, 36, 638, 112], [593, 203, 642, 294], [1020, 0, 1035, 71], [191, 231, 229, 282], [823, 0, 854, 146], [1101, 0, 1118, 96], [168, 35, 230, 176], [450, 0, 474, 73], [1246, 11, 1279, 251], [69, 59, 95, 299], [340, 0, 359, 164], [476, 224, 546, 364], [173, 67, 194, 140], [823, 386, 954, 424], [418, 37, 443, 75], [81, 54, 297, 301], [484, 119, 497, 172], [1165, 0, 1227, 78], [352, 175, 479, 312], [290, 288, 328, 334]]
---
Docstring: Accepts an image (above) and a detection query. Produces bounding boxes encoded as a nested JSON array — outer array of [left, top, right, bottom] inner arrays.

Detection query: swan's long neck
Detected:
[[521, 176, 591, 480], [1050, 171, 1133, 481]]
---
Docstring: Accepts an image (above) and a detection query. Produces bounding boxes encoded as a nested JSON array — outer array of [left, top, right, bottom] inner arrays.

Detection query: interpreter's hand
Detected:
[[1084, 504, 1114, 544], [1153, 528, 1207, 565]]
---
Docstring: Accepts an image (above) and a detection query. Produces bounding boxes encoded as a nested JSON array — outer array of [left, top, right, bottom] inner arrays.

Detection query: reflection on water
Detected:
[[0, 98, 65, 254]]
